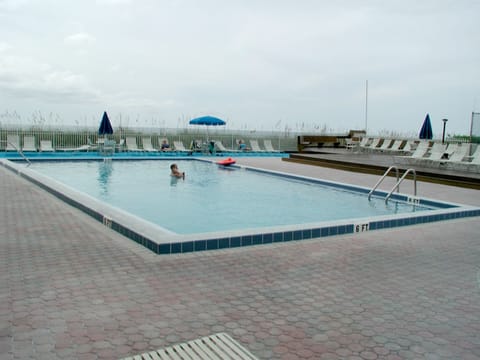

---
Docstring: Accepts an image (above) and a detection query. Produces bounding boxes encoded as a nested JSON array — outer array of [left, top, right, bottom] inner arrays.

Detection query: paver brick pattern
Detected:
[[1, 165, 480, 360]]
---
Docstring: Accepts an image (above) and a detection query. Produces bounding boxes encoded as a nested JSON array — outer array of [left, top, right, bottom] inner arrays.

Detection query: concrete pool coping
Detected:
[[2, 158, 479, 255]]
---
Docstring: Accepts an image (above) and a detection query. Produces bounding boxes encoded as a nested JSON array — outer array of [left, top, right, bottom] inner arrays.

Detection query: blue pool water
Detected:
[[29, 160, 435, 234]]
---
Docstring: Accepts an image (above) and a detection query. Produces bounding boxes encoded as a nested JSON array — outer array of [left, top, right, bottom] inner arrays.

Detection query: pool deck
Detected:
[[288, 148, 480, 189], [1, 156, 480, 360]]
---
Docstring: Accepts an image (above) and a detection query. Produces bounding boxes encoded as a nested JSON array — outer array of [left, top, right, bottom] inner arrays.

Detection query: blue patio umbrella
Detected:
[[98, 111, 113, 135], [189, 115, 226, 141], [189, 115, 226, 126], [419, 113, 433, 140]]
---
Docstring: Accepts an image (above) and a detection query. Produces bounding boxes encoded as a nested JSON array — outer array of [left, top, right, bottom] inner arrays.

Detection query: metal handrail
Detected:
[[368, 165, 399, 200], [385, 168, 417, 204], [1, 140, 31, 165]]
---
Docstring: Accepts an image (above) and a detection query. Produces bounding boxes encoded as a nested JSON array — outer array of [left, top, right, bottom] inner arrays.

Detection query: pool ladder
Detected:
[[1, 140, 31, 166], [368, 166, 417, 204]]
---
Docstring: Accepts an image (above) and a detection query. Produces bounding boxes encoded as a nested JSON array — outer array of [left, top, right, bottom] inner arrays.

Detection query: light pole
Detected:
[[442, 118, 448, 144]]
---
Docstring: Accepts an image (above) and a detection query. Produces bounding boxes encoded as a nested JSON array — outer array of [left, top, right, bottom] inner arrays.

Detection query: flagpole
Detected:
[[365, 80, 368, 133]]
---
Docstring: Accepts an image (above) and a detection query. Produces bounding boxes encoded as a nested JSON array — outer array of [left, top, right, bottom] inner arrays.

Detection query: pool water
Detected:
[[29, 160, 434, 234]]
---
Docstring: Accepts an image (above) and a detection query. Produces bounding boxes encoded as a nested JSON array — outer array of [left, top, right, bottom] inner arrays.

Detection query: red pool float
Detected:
[[217, 157, 236, 166]]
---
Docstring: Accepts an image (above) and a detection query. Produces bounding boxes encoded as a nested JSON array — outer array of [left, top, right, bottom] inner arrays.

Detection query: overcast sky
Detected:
[[1, 0, 479, 136]]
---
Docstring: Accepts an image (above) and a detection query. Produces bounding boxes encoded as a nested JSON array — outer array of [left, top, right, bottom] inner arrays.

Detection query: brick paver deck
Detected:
[[1, 159, 479, 360]]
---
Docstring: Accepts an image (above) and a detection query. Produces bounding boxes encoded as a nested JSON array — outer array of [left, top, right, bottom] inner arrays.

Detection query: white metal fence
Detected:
[[0, 126, 298, 152]]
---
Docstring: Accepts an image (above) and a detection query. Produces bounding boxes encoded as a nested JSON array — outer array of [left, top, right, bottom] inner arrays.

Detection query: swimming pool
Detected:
[[2, 158, 479, 254], [28, 160, 434, 234]]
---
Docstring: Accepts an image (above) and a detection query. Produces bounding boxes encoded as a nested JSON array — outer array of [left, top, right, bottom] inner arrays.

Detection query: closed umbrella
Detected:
[[98, 111, 114, 155], [98, 111, 113, 135], [419, 113, 433, 140]]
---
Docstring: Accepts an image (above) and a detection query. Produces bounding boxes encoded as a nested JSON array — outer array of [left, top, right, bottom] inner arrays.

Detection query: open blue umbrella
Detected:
[[189, 115, 226, 126], [189, 115, 226, 141], [419, 113, 433, 140], [98, 111, 113, 135]]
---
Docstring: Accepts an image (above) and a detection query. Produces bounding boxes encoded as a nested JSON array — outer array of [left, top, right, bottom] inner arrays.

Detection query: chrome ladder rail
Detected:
[[385, 168, 417, 204], [1, 140, 31, 166], [368, 165, 399, 201]]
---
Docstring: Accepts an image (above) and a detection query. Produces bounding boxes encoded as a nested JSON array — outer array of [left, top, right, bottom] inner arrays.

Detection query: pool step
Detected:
[[120, 332, 259, 360]]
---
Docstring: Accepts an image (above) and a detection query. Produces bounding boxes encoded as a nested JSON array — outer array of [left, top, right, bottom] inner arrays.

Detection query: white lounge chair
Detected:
[[249, 140, 265, 152], [394, 141, 431, 166], [58, 144, 92, 152], [116, 139, 125, 152], [264, 139, 280, 152], [407, 141, 431, 159], [190, 139, 203, 152], [398, 141, 415, 155], [384, 139, 404, 154], [126, 137, 140, 151], [366, 138, 382, 152], [442, 143, 461, 159], [173, 141, 191, 153], [376, 139, 393, 152], [444, 145, 480, 171], [357, 137, 371, 151], [6, 134, 20, 151], [425, 142, 447, 161], [22, 136, 37, 152], [76, 144, 92, 151], [469, 146, 480, 165], [54, 138, 93, 152], [40, 140, 54, 152], [142, 137, 157, 152], [414, 143, 468, 168], [214, 140, 238, 153], [214, 140, 227, 152], [441, 144, 470, 163]]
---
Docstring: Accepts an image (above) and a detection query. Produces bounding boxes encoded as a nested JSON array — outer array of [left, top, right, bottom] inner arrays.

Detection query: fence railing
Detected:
[[0, 127, 299, 152]]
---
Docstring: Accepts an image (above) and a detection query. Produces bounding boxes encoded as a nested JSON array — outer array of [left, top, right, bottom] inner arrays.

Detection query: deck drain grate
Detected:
[[120, 332, 259, 360]]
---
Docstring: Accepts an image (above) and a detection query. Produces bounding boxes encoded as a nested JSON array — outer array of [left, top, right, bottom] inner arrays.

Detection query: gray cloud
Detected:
[[0, 54, 102, 104]]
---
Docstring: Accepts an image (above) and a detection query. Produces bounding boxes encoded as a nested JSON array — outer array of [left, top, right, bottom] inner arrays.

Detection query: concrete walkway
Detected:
[[1, 158, 480, 360]]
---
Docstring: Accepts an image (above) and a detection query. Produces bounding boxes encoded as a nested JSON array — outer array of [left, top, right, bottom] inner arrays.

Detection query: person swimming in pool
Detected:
[[170, 163, 185, 179]]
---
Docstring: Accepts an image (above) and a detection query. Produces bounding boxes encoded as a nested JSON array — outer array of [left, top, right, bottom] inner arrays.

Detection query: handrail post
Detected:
[[368, 165, 399, 200], [2, 141, 31, 166], [385, 168, 417, 204]]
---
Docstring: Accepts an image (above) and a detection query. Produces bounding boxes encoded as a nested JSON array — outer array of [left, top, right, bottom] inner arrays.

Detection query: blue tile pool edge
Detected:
[[240, 165, 461, 209], [1, 150, 289, 161], [2, 158, 479, 255]]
